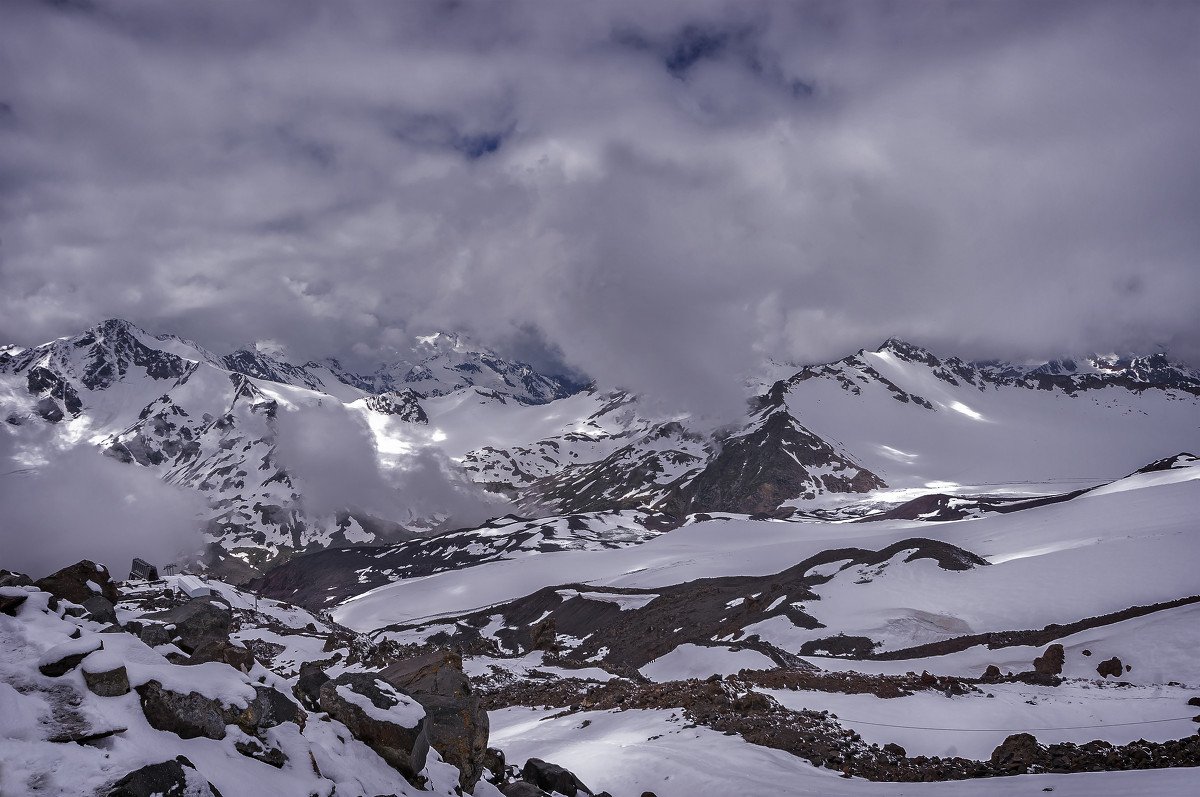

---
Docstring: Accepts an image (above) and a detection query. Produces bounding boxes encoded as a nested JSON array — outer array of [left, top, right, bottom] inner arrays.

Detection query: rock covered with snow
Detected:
[[107, 756, 223, 797], [81, 648, 131, 696], [34, 559, 120, 605], [319, 673, 430, 780]]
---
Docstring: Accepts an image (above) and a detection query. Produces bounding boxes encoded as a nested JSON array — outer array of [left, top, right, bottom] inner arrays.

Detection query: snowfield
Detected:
[[489, 706, 1199, 797]]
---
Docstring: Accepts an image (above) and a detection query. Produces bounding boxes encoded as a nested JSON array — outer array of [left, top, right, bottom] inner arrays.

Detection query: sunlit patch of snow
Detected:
[[878, 444, 918, 462], [946, 401, 987, 421], [987, 537, 1102, 565]]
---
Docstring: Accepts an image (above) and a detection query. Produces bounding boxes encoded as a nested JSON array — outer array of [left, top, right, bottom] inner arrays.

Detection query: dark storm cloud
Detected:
[[2, 0, 1199, 420]]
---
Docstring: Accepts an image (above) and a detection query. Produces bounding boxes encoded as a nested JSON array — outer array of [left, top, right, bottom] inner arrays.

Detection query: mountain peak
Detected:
[[875, 338, 942, 368]]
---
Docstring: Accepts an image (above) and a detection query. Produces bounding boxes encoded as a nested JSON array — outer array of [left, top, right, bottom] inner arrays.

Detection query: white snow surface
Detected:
[[489, 706, 1200, 797], [335, 682, 425, 728], [334, 463, 1200, 635], [640, 644, 777, 682]]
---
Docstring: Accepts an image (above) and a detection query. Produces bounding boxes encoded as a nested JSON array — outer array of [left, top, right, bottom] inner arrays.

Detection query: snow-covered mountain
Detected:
[[221, 331, 579, 407], [0, 320, 583, 579], [3, 321, 1200, 582]]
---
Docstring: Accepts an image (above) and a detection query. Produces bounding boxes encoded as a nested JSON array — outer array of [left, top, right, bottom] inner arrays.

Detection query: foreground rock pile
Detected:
[[1, 561, 500, 796]]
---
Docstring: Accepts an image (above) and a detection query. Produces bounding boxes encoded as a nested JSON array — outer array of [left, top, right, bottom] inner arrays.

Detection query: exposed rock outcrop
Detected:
[[35, 560, 120, 605], [382, 650, 489, 791], [1033, 644, 1065, 675]]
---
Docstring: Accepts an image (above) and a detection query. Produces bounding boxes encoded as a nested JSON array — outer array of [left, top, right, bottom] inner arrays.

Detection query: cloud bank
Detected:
[[2, 0, 1198, 418], [0, 420, 207, 579]]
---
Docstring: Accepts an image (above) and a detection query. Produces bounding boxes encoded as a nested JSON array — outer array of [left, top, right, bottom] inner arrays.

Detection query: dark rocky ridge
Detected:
[[375, 537, 987, 670]]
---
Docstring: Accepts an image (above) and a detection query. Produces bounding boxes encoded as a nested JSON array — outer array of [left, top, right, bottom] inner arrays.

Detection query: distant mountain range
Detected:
[[3, 318, 1199, 583]]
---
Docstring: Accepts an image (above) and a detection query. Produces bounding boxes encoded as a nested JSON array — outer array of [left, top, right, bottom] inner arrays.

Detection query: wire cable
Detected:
[[827, 715, 1196, 732]]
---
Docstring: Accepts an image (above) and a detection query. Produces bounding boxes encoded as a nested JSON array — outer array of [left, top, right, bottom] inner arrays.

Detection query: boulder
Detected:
[[254, 684, 303, 729], [483, 747, 507, 783], [137, 624, 172, 648], [990, 733, 1042, 773], [982, 664, 1001, 680], [35, 560, 119, 605], [82, 650, 131, 697], [381, 649, 489, 790], [106, 756, 223, 797], [1097, 657, 1124, 678], [38, 635, 104, 677], [136, 680, 260, 740], [1033, 644, 1065, 676], [500, 783, 547, 797], [0, 590, 28, 616], [294, 662, 330, 711], [883, 742, 906, 758], [521, 758, 593, 797], [144, 598, 231, 653], [83, 595, 118, 625], [318, 672, 430, 780], [185, 639, 255, 673], [0, 570, 34, 588]]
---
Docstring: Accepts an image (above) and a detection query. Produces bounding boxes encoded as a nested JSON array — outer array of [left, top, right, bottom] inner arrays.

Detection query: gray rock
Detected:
[[83, 596, 118, 625], [0, 570, 34, 588], [483, 746, 507, 783], [318, 672, 429, 780], [294, 661, 330, 711], [38, 636, 103, 677], [254, 684, 303, 729], [144, 598, 231, 653], [381, 649, 489, 791], [185, 639, 254, 673], [522, 758, 593, 797], [136, 680, 227, 740], [136, 680, 261, 741], [1097, 656, 1124, 678], [0, 592, 27, 616], [106, 756, 223, 797], [83, 663, 130, 697], [137, 624, 172, 647], [35, 560, 120, 605], [501, 783, 548, 797]]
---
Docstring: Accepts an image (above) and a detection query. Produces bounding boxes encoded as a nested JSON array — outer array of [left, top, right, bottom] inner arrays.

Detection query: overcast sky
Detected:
[[2, 0, 1198, 418]]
